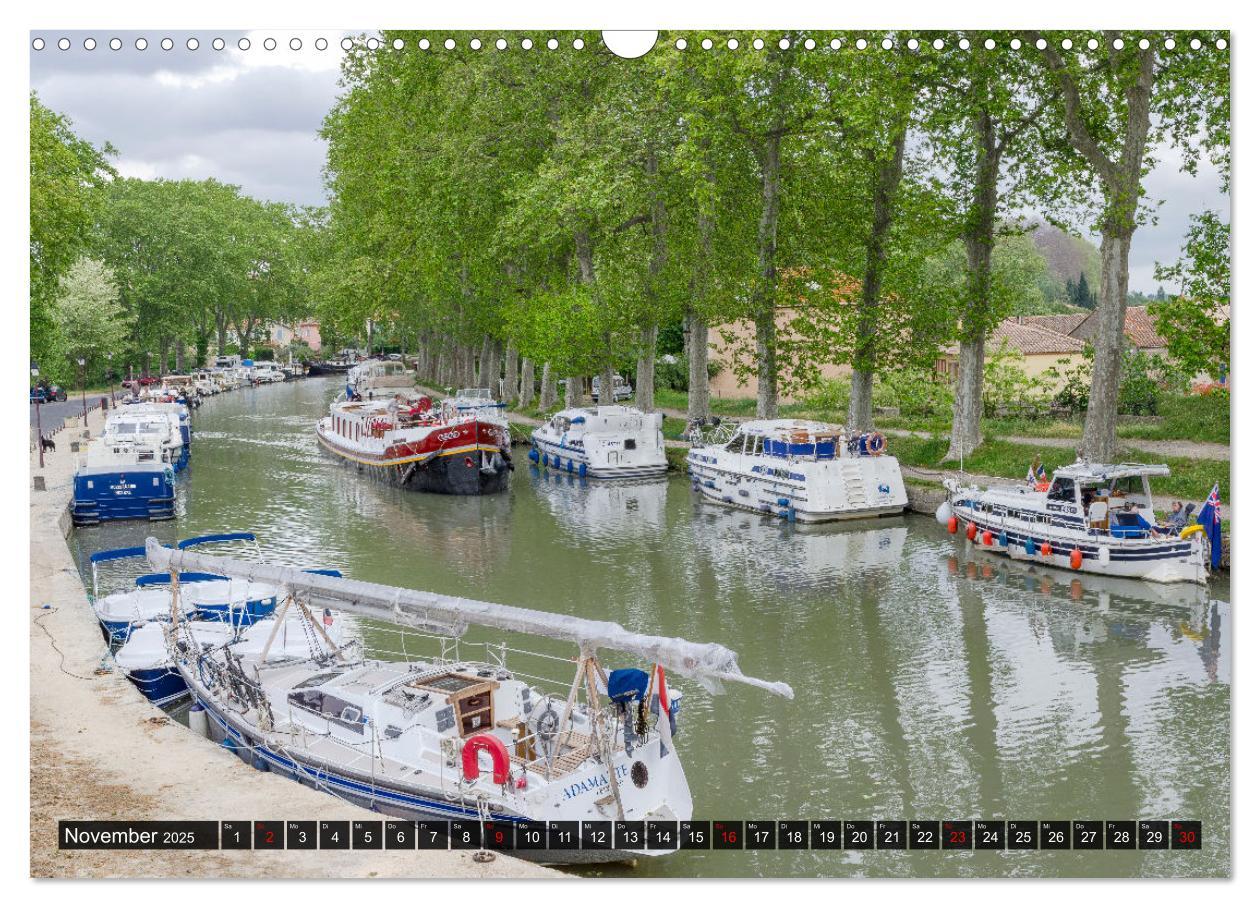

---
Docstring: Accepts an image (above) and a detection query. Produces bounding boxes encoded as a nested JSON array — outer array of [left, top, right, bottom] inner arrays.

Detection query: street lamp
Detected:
[[78, 357, 87, 422]]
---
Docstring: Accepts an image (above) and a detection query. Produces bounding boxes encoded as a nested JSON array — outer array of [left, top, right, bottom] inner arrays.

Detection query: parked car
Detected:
[[29, 381, 68, 403]]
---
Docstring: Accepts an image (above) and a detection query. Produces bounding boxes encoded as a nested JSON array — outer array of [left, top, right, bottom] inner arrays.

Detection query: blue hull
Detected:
[[72, 468, 176, 526], [124, 666, 189, 706], [193, 597, 277, 626]]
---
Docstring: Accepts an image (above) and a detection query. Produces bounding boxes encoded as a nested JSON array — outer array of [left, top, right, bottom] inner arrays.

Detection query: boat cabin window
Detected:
[[287, 687, 366, 732], [1047, 477, 1076, 503], [624, 438, 636, 450], [725, 433, 746, 452]]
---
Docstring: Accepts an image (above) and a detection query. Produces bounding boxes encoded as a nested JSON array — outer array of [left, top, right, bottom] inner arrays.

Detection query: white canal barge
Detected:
[[685, 419, 908, 522], [530, 406, 667, 479], [938, 462, 1208, 584]]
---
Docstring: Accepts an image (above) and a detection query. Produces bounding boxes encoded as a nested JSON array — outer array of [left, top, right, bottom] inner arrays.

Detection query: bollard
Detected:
[[100, 396, 109, 411], [70, 441, 80, 453], [33, 476, 46, 491]]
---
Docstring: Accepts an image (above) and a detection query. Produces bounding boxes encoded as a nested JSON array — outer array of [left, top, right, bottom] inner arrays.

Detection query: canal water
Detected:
[[70, 376, 1231, 878]]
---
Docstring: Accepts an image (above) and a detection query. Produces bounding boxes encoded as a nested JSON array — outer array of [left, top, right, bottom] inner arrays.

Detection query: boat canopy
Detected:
[[89, 545, 147, 564], [143, 538, 793, 700], [178, 532, 257, 549], [1052, 462, 1171, 482]]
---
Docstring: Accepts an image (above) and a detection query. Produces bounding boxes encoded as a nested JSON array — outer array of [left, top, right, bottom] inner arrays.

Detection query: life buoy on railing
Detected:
[[865, 432, 886, 455], [462, 734, 510, 785], [1180, 523, 1206, 540]]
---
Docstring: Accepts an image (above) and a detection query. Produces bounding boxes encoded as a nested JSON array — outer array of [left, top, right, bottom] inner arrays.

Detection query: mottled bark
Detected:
[[518, 357, 534, 409], [685, 312, 710, 421], [634, 325, 657, 412], [753, 132, 783, 419], [538, 362, 556, 411], [158, 338, 170, 376], [174, 344, 185, 374], [566, 375, 583, 409], [477, 334, 493, 388], [947, 107, 1000, 462], [848, 126, 907, 432], [503, 341, 519, 406], [1083, 230, 1134, 460]]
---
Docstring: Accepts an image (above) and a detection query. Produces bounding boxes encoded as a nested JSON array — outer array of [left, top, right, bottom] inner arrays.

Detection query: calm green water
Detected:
[[71, 376, 1231, 878]]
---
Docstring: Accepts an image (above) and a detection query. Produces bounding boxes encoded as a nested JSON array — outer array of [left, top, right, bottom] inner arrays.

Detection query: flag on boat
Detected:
[[1026, 464, 1036, 485], [1197, 483, 1223, 569], [1037, 464, 1047, 483]]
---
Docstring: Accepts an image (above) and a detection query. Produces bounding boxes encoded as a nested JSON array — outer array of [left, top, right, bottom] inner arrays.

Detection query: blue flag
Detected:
[[1197, 483, 1223, 570]]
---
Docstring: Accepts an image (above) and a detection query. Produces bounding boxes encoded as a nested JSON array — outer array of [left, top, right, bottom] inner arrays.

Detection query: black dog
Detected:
[[40, 435, 55, 453]]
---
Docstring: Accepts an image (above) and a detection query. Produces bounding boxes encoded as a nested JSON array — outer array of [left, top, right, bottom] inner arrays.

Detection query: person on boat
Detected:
[[345, 382, 361, 402], [1168, 500, 1188, 530]]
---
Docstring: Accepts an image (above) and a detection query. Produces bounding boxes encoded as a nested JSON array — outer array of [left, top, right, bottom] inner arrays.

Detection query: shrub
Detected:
[[1117, 349, 1159, 416]]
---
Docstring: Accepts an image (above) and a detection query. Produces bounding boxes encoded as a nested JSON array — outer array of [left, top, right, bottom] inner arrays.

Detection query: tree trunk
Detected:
[[175, 343, 185, 373], [946, 108, 1000, 462], [1082, 228, 1133, 461], [566, 375, 583, 409], [847, 126, 908, 432], [753, 133, 783, 419], [504, 341, 519, 406], [215, 312, 229, 354], [538, 362, 555, 411], [477, 334, 493, 388], [685, 311, 710, 420], [518, 357, 534, 409], [159, 337, 170, 376], [634, 324, 657, 412]]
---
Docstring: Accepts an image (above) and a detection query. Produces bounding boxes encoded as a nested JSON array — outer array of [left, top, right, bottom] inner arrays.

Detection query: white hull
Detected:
[[686, 448, 907, 523], [948, 499, 1207, 584], [530, 406, 668, 480]]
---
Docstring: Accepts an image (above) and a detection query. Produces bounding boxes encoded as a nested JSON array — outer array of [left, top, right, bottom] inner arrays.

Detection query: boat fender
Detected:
[[778, 497, 790, 508], [1180, 524, 1205, 540], [566, 459, 574, 473], [966, 521, 978, 541], [981, 530, 993, 547], [1098, 545, 1111, 567], [1024, 538, 1036, 556], [947, 516, 959, 535], [528, 448, 539, 463], [578, 463, 587, 478], [1070, 548, 1083, 570], [935, 501, 953, 525], [998, 532, 1008, 547], [1040, 541, 1053, 557], [462, 734, 511, 785]]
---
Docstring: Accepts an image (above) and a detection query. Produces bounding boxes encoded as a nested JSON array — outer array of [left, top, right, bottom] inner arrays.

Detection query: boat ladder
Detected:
[[839, 461, 868, 508]]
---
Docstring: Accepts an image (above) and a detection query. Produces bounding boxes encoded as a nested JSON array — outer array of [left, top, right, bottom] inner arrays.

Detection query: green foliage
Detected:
[[1152, 211, 1230, 379], [1044, 354, 1093, 414], [982, 342, 1051, 416], [51, 257, 133, 384], [1117, 348, 1159, 416], [29, 94, 115, 369]]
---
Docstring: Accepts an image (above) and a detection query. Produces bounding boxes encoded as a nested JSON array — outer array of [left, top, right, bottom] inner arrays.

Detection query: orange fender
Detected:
[[462, 734, 510, 785], [1070, 548, 1083, 570], [947, 516, 958, 535], [981, 530, 993, 546], [1040, 541, 1052, 557], [966, 521, 978, 541]]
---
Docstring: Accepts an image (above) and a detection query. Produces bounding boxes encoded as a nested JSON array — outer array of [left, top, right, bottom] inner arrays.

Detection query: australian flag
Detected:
[[1197, 483, 1223, 569]]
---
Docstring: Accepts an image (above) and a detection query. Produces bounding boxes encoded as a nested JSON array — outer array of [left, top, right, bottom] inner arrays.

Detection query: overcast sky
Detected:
[[30, 29, 1229, 292]]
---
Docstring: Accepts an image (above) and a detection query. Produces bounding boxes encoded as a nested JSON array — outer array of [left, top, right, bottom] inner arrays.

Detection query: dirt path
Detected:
[[881, 427, 1230, 462]]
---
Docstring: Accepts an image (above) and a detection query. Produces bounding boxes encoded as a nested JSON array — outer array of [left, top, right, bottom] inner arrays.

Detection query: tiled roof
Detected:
[[1069, 308, 1168, 349], [989, 319, 1087, 355], [1023, 312, 1090, 336]]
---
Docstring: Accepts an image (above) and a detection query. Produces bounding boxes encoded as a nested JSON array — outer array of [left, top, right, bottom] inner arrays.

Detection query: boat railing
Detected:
[[371, 624, 580, 692], [687, 416, 739, 448]]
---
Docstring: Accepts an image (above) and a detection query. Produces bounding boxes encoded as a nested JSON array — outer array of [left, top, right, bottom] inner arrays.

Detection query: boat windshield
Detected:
[[1047, 477, 1076, 503]]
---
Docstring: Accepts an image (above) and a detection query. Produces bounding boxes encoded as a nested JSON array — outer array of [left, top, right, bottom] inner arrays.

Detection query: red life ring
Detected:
[[462, 734, 510, 785]]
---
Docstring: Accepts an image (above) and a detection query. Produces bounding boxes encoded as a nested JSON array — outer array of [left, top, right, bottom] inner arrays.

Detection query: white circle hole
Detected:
[[291, 38, 303, 51], [779, 38, 790, 50], [755, 38, 765, 50], [340, 37, 352, 50], [1010, 38, 1022, 50], [985, 38, 996, 50], [676, 38, 687, 50], [728, 38, 739, 50], [314, 37, 326, 51], [521, 38, 532, 50], [959, 38, 970, 50], [573, 38, 584, 49], [830, 38, 841, 50], [161, 37, 173, 50], [213, 37, 225, 50], [496, 38, 507, 50], [110, 37, 122, 50], [444, 38, 455, 50], [264, 37, 277, 51], [1113, 38, 1124, 50], [238, 38, 250, 51], [419, 38, 430, 50], [702, 38, 713, 50], [1139, 38, 1150, 50], [856, 38, 867, 50], [1216, 38, 1227, 50], [1036, 38, 1047, 49], [880, 38, 892, 50], [1190, 38, 1202, 50], [547, 38, 558, 50], [186, 38, 197, 51], [1087, 38, 1098, 50], [1164, 38, 1175, 50], [907, 38, 919, 51], [392, 38, 403, 50], [806, 38, 817, 50], [1061, 38, 1072, 50], [58, 37, 70, 50], [32, 37, 45, 50], [364, 37, 377, 50], [933, 38, 944, 50], [136, 37, 149, 50], [84, 37, 97, 50]]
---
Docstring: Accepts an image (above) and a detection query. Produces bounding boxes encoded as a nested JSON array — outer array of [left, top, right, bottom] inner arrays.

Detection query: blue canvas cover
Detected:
[[607, 668, 650, 703]]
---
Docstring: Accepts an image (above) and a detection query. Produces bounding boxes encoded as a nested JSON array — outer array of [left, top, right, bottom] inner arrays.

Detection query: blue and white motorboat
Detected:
[[115, 608, 355, 707], [686, 419, 908, 522], [88, 533, 282, 643], [105, 402, 189, 472], [938, 461, 1210, 584], [530, 406, 668, 479], [71, 439, 177, 526]]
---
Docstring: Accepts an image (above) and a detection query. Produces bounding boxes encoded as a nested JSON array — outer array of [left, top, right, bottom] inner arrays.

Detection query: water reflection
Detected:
[[66, 377, 1230, 878]]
